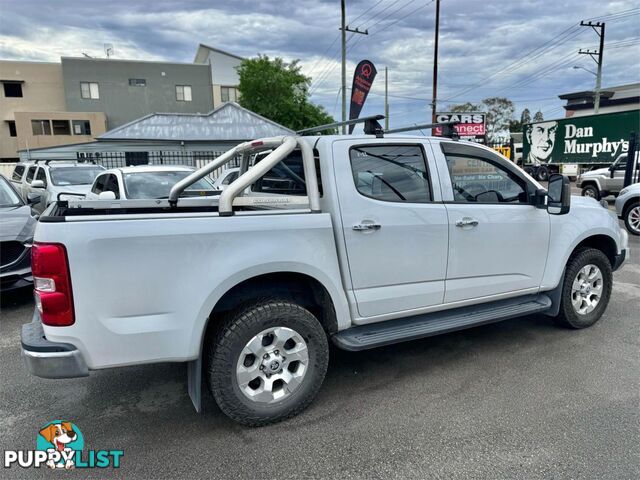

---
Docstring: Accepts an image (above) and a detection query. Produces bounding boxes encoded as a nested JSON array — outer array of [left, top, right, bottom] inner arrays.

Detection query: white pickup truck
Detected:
[[22, 130, 628, 426]]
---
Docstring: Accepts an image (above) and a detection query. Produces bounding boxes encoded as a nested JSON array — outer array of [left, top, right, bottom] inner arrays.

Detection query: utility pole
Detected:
[[384, 67, 389, 130], [579, 21, 605, 114], [431, 0, 441, 123], [340, 0, 368, 134]]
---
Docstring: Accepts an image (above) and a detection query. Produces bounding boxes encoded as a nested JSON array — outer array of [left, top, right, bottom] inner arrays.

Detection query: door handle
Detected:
[[353, 223, 382, 231], [455, 218, 479, 228]]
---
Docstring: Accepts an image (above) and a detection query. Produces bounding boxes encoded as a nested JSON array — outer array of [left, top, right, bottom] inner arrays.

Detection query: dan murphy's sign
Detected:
[[523, 109, 640, 165]]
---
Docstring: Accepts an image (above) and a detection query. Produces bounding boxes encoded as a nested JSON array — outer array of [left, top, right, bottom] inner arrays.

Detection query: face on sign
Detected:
[[527, 121, 558, 162]]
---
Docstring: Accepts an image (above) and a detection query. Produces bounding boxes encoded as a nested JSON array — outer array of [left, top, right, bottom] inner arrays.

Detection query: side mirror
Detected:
[[547, 174, 571, 215], [98, 191, 117, 200], [26, 192, 42, 205], [30, 180, 45, 189]]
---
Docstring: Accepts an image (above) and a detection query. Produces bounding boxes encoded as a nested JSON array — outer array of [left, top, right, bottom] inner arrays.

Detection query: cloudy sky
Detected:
[[0, 0, 638, 128]]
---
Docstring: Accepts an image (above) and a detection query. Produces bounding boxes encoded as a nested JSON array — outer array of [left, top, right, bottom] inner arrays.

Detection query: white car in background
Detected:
[[212, 167, 240, 190], [19, 161, 105, 213], [615, 183, 640, 236], [86, 165, 219, 200]]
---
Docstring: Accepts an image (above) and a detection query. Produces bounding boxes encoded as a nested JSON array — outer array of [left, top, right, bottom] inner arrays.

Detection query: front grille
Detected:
[[0, 241, 26, 268]]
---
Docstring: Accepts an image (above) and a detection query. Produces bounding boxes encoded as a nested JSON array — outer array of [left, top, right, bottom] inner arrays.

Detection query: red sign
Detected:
[[348, 60, 378, 133]]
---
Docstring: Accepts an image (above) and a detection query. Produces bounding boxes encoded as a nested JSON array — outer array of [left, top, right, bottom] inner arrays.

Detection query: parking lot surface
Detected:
[[1, 225, 638, 479]]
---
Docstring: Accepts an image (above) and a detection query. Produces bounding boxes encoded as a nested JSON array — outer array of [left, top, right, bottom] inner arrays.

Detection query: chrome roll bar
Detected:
[[168, 135, 321, 215]]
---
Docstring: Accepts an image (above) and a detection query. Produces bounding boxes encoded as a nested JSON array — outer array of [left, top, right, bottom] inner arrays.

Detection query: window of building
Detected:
[[349, 145, 431, 203], [443, 151, 528, 204], [12, 165, 25, 182], [128, 78, 146, 87], [3, 82, 23, 97], [7, 121, 17, 137], [52, 120, 71, 135], [221, 86, 237, 103], [31, 120, 51, 136], [80, 82, 100, 99], [176, 85, 192, 102], [72, 120, 92, 135]]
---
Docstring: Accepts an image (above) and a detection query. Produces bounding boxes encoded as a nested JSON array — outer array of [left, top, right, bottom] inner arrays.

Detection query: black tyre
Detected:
[[537, 166, 550, 182], [207, 299, 329, 426], [623, 201, 640, 236], [581, 184, 600, 200], [553, 248, 612, 329]]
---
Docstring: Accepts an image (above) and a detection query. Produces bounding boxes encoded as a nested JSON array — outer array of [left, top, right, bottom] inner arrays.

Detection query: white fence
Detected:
[[0, 163, 16, 179]]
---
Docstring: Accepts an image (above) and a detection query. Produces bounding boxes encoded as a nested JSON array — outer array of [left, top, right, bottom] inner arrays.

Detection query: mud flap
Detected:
[[187, 356, 202, 413]]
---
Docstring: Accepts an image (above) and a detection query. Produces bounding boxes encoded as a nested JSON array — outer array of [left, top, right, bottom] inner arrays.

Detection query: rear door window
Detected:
[[12, 165, 25, 181], [349, 144, 432, 203]]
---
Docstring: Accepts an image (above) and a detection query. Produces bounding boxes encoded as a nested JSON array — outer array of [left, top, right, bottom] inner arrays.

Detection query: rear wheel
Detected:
[[207, 299, 329, 426], [554, 248, 612, 329], [581, 184, 600, 200], [537, 166, 550, 182], [623, 201, 640, 236]]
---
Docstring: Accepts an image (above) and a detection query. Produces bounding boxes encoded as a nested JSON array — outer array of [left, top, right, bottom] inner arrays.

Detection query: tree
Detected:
[[448, 98, 516, 140], [533, 110, 544, 122], [448, 102, 483, 113], [520, 108, 531, 125], [481, 97, 515, 142], [236, 55, 334, 131]]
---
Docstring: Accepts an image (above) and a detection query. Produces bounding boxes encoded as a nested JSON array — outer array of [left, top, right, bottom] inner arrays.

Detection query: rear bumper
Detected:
[[21, 311, 88, 379]]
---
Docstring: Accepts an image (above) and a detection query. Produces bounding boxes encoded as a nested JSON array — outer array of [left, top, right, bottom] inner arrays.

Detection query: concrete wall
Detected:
[[0, 61, 66, 160], [61, 58, 214, 129], [13, 111, 106, 151]]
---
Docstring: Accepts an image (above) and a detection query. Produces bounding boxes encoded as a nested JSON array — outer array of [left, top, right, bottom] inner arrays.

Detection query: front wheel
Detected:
[[554, 248, 613, 329], [581, 184, 600, 200], [623, 201, 640, 236], [207, 299, 329, 426]]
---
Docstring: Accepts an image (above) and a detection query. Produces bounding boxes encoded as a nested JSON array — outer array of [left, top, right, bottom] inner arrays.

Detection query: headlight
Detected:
[[619, 187, 629, 196]]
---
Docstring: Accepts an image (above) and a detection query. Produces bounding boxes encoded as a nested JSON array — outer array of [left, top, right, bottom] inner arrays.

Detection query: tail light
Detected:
[[31, 243, 75, 326]]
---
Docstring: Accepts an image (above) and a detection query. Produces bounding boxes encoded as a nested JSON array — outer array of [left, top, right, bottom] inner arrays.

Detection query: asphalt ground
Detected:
[[0, 216, 638, 479]]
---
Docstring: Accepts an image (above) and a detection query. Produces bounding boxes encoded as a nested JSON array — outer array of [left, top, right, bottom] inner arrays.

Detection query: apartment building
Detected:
[[194, 44, 243, 107], [61, 57, 214, 129], [0, 60, 104, 161]]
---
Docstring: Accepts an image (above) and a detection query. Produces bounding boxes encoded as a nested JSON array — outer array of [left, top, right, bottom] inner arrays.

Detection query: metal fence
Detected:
[[77, 150, 240, 178]]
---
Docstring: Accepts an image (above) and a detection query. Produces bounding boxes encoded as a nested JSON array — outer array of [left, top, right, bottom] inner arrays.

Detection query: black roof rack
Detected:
[[385, 121, 460, 139], [34, 158, 96, 165], [297, 115, 459, 140], [297, 115, 385, 137]]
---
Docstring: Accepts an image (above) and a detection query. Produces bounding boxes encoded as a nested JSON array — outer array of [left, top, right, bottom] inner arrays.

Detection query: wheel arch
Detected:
[[580, 179, 601, 191], [191, 265, 351, 359]]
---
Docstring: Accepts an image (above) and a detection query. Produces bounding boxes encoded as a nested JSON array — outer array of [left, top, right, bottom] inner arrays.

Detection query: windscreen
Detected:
[[0, 176, 23, 207], [124, 171, 216, 199], [50, 167, 104, 186]]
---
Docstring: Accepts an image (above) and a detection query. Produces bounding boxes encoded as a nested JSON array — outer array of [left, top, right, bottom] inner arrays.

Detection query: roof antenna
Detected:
[[104, 44, 114, 59]]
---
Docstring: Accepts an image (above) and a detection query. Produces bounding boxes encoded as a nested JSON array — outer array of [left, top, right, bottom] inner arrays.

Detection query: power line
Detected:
[[348, 0, 386, 24]]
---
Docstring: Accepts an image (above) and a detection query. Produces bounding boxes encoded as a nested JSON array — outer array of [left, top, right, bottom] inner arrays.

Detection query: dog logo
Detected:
[[36, 420, 84, 469]]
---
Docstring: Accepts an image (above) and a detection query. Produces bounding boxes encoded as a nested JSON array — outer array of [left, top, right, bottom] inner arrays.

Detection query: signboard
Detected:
[[522, 109, 640, 165], [348, 60, 377, 134], [434, 112, 486, 143]]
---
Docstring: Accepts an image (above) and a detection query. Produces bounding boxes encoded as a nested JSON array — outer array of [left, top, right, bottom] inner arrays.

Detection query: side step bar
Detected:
[[332, 294, 552, 351]]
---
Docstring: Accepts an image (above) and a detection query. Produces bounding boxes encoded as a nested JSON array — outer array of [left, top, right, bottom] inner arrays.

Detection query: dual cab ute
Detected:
[[22, 126, 628, 426]]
